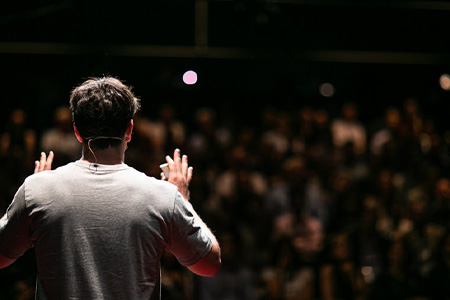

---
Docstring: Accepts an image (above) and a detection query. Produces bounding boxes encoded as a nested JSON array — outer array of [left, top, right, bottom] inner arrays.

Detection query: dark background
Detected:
[[1, 1, 450, 299], [1, 0, 449, 133]]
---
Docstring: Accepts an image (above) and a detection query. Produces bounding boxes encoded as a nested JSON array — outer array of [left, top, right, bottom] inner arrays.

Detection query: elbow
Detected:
[[200, 241, 221, 276], [211, 261, 221, 276], [209, 242, 222, 276], [198, 244, 222, 277], [204, 252, 221, 277], [0, 255, 16, 269], [188, 243, 222, 277]]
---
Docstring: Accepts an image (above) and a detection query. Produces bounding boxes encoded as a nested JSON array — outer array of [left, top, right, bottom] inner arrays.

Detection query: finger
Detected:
[[187, 166, 193, 184], [160, 172, 167, 181], [34, 160, 40, 174], [165, 155, 176, 180], [182, 155, 188, 178], [173, 149, 182, 172], [45, 151, 54, 171], [39, 152, 46, 173], [165, 155, 175, 167]]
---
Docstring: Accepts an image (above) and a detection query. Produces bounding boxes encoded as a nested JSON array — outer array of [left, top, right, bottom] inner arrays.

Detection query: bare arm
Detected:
[[163, 149, 221, 276]]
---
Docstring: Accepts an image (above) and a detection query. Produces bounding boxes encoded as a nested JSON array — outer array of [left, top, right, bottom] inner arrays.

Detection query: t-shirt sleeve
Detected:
[[165, 192, 212, 267], [0, 184, 33, 259]]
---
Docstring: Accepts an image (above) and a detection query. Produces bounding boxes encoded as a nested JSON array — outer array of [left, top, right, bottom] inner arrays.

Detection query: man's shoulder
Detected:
[[125, 170, 179, 197], [22, 162, 76, 192], [27, 162, 75, 178]]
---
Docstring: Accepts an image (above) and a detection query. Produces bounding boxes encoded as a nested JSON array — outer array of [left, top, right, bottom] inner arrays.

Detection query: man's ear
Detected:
[[124, 120, 134, 143], [73, 124, 83, 143]]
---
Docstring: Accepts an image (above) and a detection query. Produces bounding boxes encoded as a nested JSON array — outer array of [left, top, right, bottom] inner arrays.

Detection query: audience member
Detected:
[[368, 240, 411, 300], [262, 237, 315, 300], [426, 231, 450, 300], [197, 230, 257, 300], [331, 102, 366, 156], [320, 230, 366, 300], [40, 106, 81, 168], [402, 186, 446, 297]]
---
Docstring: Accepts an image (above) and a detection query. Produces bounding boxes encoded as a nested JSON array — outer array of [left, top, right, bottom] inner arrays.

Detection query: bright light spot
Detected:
[[440, 74, 450, 91], [319, 83, 335, 97], [183, 70, 198, 85]]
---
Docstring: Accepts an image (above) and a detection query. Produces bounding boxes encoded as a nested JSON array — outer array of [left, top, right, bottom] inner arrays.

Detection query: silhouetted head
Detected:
[[69, 77, 140, 149]]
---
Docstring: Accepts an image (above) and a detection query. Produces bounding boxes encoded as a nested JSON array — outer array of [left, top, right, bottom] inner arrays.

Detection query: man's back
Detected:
[[7, 160, 212, 299], [1, 77, 220, 299]]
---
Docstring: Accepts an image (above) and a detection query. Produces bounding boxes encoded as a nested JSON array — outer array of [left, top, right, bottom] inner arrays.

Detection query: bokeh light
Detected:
[[183, 70, 198, 85], [440, 74, 450, 91], [319, 83, 335, 97]]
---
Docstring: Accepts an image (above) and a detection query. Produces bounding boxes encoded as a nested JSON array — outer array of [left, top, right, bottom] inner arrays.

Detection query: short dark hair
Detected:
[[69, 76, 140, 149]]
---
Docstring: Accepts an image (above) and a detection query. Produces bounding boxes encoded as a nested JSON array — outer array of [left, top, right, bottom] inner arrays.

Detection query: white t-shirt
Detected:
[[0, 160, 212, 300]]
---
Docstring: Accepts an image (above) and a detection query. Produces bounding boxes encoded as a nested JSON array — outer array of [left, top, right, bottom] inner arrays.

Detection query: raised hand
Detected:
[[162, 149, 193, 201], [34, 151, 54, 174]]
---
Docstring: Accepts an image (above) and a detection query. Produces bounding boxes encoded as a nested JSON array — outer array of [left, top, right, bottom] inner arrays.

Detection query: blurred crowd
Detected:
[[1, 98, 450, 300]]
